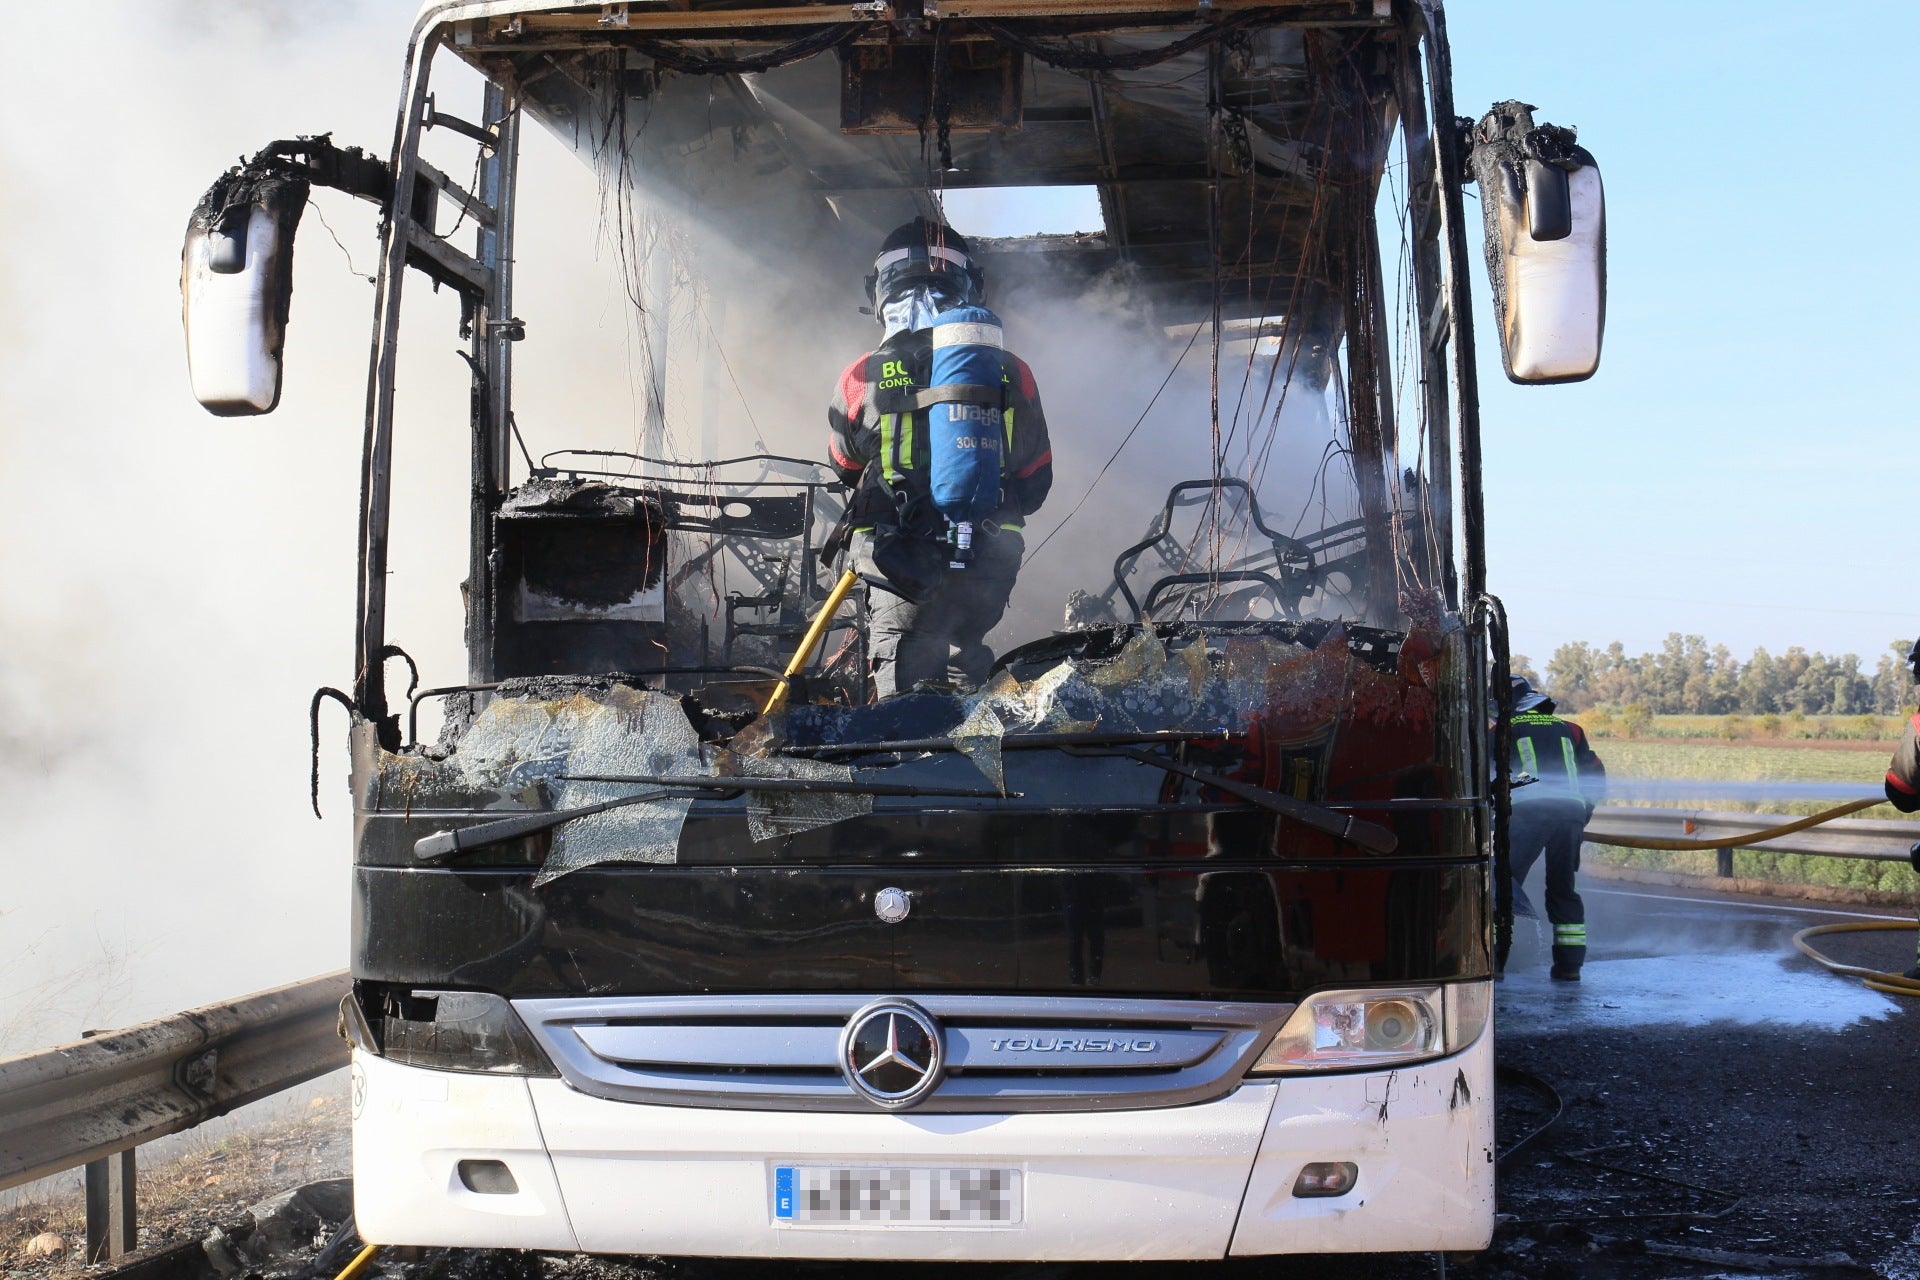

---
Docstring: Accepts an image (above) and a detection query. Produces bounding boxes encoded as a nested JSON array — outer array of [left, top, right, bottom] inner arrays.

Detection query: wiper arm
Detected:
[[415, 774, 1021, 863], [1066, 746, 1399, 855], [788, 729, 1237, 759], [556, 773, 1019, 798], [414, 789, 677, 862], [415, 774, 1019, 863]]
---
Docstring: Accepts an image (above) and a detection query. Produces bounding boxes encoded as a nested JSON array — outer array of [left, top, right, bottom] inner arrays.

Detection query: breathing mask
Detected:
[[867, 234, 982, 340], [880, 283, 966, 341]]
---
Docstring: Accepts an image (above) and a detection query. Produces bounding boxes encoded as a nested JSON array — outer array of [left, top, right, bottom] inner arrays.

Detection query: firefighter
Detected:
[[827, 218, 1053, 698], [1880, 640, 1920, 979], [1507, 675, 1606, 980]]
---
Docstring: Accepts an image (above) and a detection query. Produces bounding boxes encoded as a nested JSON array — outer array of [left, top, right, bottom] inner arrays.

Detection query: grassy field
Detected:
[[1572, 710, 1907, 743], [1594, 739, 1896, 809], [1578, 738, 1919, 898]]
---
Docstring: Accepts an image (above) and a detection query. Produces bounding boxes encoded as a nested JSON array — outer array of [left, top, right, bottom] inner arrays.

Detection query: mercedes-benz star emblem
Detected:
[[839, 999, 944, 1109], [873, 887, 912, 924]]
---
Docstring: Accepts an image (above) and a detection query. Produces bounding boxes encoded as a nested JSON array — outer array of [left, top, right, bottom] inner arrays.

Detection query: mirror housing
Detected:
[[181, 161, 311, 416], [1468, 101, 1605, 385]]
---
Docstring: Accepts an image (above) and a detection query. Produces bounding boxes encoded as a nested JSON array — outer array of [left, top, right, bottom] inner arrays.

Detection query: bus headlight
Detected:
[[1248, 982, 1490, 1074], [347, 986, 558, 1077]]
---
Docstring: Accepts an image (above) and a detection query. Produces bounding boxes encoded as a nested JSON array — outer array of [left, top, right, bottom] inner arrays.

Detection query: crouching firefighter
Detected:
[[1507, 676, 1607, 980], [1880, 639, 1920, 980], [824, 219, 1052, 698]]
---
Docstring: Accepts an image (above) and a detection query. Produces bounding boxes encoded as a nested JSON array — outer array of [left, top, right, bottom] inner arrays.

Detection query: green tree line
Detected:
[[1525, 635, 1916, 716]]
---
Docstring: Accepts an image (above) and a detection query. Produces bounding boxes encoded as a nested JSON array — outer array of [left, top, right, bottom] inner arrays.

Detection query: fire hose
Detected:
[[1589, 796, 1882, 851], [1791, 922, 1920, 997], [1592, 795, 1918, 997]]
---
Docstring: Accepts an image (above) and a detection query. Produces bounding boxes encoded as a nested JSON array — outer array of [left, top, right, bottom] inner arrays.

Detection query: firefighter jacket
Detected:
[[828, 329, 1053, 535], [1509, 712, 1607, 821], [1886, 713, 1920, 813]]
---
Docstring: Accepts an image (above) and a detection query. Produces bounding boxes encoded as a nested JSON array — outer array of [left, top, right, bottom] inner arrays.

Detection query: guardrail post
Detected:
[[1716, 846, 1734, 879], [84, 1148, 136, 1261]]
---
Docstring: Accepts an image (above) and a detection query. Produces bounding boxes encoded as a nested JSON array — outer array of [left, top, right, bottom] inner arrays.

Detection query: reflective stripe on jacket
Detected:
[[1510, 712, 1606, 815]]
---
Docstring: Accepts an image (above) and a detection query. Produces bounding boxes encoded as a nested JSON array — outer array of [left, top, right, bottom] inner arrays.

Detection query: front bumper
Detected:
[[350, 1030, 1493, 1258]]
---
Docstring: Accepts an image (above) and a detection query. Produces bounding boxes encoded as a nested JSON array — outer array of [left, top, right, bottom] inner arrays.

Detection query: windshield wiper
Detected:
[[1064, 746, 1399, 855], [556, 773, 1018, 798], [415, 774, 1019, 863], [415, 788, 678, 861], [786, 729, 1237, 759]]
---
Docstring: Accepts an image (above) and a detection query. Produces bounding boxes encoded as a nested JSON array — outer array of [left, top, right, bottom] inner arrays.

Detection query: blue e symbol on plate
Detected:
[[774, 1166, 795, 1220]]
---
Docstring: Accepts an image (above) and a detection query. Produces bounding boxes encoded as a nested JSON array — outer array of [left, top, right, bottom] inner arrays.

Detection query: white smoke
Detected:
[[0, 5, 1360, 1051], [0, 2, 413, 1050]]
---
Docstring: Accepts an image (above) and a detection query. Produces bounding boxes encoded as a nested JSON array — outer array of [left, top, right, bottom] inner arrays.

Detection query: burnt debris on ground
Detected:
[[0, 1096, 350, 1277]]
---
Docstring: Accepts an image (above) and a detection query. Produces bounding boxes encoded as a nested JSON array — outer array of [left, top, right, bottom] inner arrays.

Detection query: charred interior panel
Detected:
[[492, 479, 671, 678], [840, 40, 1024, 134]]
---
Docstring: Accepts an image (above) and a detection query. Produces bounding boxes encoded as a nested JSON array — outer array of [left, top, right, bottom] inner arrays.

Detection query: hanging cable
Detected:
[[630, 24, 863, 76], [978, 9, 1286, 72], [1205, 43, 1225, 584]]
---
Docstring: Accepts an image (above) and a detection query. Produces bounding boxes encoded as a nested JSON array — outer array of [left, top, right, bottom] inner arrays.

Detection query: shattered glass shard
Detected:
[[951, 701, 1007, 795], [732, 751, 874, 843], [1086, 628, 1167, 688], [374, 683, 710, 886], [533, 687, 708, 883]]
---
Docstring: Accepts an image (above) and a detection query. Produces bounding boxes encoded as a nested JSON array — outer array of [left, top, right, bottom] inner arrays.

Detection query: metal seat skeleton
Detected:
[[1105, 478, 1317, 624]]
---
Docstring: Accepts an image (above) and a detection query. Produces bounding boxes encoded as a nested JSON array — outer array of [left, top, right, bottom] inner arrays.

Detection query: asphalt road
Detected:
[[414, 880, 1920, 1280], [1484, 875, 1919, 1279]]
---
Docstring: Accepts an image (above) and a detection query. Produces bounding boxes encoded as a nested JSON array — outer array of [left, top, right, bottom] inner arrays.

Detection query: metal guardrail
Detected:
[[0, 971, 349, 1261], [1585, 805, 1919, 868]]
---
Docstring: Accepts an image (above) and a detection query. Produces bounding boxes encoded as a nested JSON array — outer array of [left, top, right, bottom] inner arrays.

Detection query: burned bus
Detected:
[[182, 0, 1603, 1260]]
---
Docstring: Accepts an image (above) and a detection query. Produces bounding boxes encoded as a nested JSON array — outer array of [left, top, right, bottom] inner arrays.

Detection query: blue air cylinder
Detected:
[[927, 306, 1006, 530]]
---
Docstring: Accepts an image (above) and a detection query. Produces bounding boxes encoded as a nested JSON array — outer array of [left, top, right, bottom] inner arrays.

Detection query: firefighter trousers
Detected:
[[853, 527, 1023, 699], [1509, 808, 1587, 974]]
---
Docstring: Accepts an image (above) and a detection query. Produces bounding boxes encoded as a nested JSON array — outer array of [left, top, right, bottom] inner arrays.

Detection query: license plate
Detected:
[[772, 1165, 1023, 1226]]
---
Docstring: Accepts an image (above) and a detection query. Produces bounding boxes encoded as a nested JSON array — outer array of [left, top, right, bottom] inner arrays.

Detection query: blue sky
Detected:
[[1445, 3, 1917, 670]]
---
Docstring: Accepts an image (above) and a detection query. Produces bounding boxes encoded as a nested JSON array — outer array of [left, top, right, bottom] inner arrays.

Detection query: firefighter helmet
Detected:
[[865, 217, 983, 310], [1510, 674, 1555, 715]]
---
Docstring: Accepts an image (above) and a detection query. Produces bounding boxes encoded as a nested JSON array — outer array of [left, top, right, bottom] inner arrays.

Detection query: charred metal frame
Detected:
[[350, 1, 1491, 781]]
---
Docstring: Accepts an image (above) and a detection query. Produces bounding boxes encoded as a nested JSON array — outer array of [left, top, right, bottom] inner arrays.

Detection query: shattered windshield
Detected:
[[426, 15, 1448, 697], [355, 8, 1478, 878]]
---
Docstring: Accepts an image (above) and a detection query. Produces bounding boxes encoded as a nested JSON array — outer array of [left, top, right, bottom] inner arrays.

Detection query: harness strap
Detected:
[[902, 383, 1007, 411]]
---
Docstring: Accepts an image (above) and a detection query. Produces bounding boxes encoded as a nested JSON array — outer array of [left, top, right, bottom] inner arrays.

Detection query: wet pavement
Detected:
[[1499, 883, 1905, 1035], [1482, 879, 1919, 1279]]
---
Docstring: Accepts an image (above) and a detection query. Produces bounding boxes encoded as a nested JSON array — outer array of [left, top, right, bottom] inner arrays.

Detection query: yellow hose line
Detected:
[[1793, 921, 1920, 997], [1596, 796, 1883, 851], [763, 568, 860, 717], [333, 1244, 384, 1280]]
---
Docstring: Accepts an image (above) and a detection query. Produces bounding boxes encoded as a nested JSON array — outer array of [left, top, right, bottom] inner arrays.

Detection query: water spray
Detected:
[[1589, 793, 1920, 998]]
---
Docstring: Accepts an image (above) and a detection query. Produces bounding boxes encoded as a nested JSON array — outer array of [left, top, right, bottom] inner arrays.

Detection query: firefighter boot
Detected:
[[1551, 922, 1586, 980]]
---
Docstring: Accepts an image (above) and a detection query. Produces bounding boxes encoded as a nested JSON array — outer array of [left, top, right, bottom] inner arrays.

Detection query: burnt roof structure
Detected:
[[438, 0, 1400, 336]]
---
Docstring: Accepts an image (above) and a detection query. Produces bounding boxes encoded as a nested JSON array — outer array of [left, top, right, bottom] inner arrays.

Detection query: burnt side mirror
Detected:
[[180, 164, 311, 415], [1468, 101, 1606, 385]]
